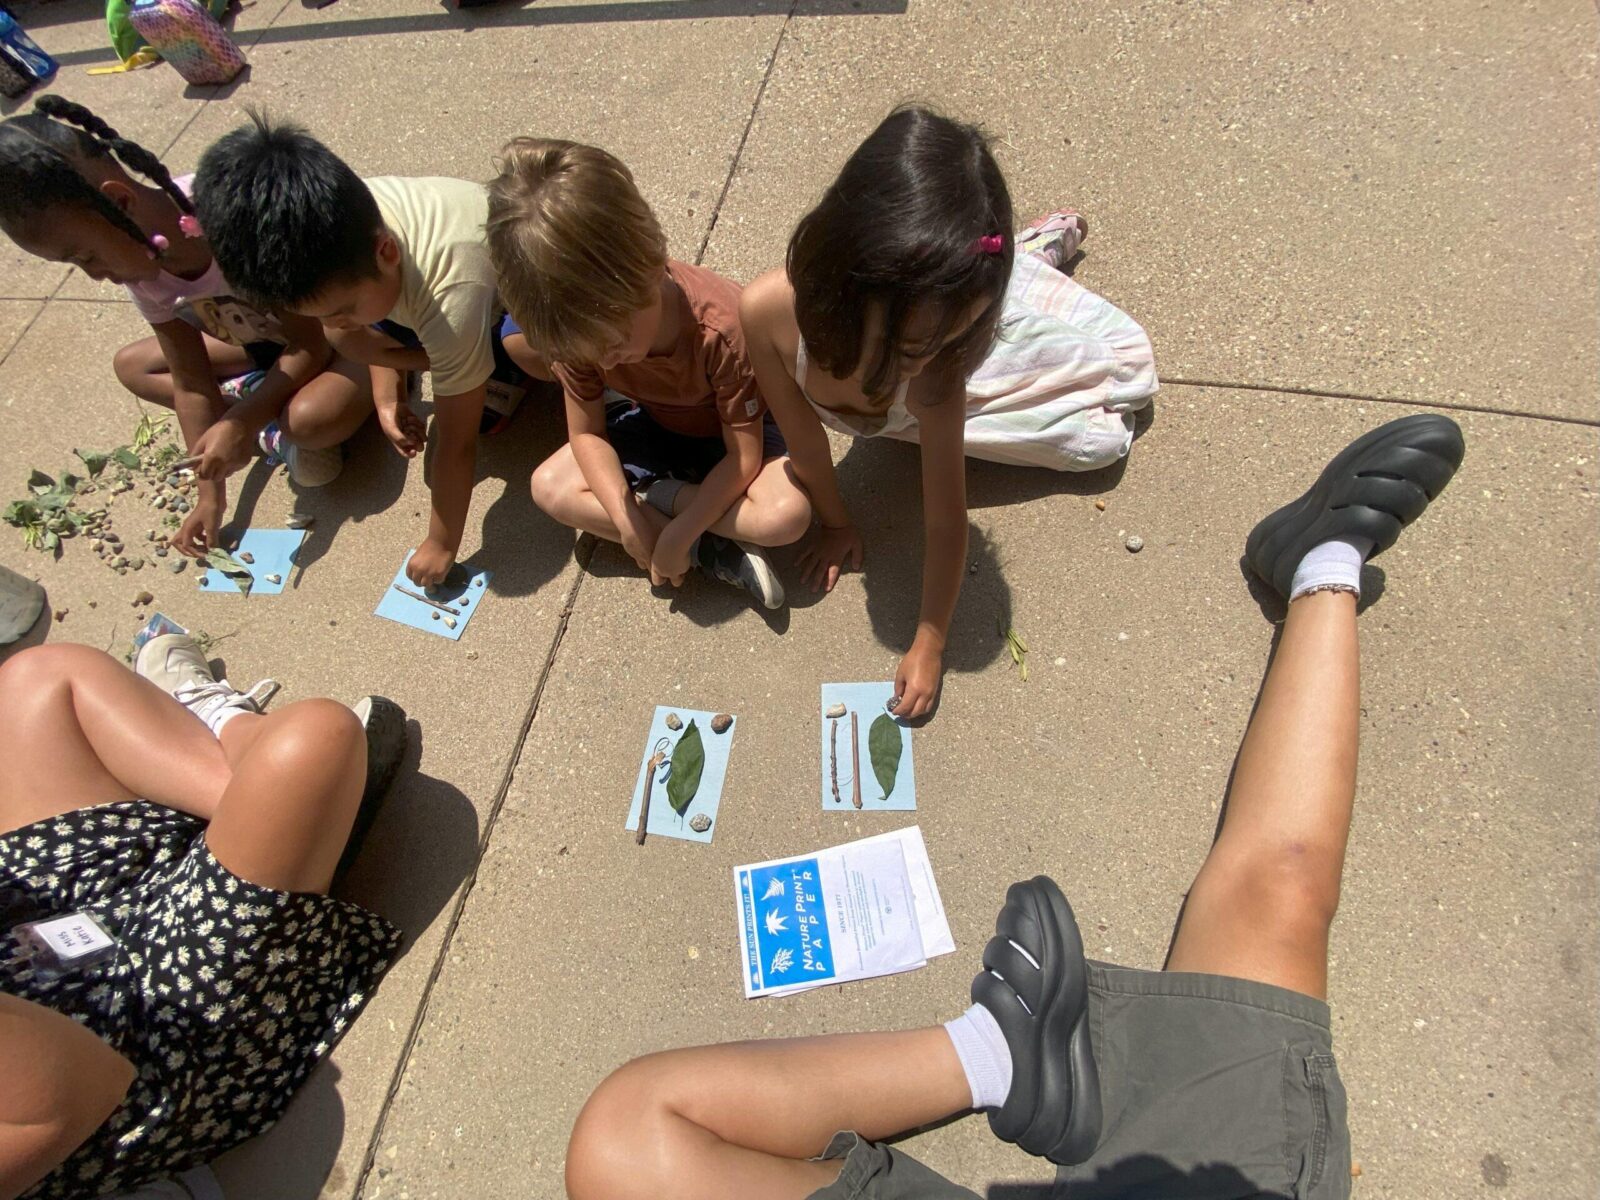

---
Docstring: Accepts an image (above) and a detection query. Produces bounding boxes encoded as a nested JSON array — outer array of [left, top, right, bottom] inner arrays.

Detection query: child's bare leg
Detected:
[[1165, 591, 1358, 999], [683, 457, 813, 546], [567, 1028, 970, 1200], [530, 444, 667, 543], [112, 333, 255, 406], [278, 357, 375, 450], [0, 645, 233, 834]]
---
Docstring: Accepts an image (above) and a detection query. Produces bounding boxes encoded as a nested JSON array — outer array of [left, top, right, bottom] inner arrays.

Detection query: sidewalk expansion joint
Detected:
[[1163, 376, 1599, 429], [353, 541, 594, 1200], [694, 1, 797, 265]]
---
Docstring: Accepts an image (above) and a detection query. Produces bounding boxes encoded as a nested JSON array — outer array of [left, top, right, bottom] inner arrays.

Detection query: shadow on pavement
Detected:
[[988, 1155, 1261, 1198]]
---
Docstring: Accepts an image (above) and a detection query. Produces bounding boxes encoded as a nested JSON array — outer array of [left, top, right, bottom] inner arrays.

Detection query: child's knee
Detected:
[[529, 455, 568, 517], [0, 643, 85, 695], [765, 484, 813, 545], [112, 339, 156, 390], [566, 1059, 670, 1200]]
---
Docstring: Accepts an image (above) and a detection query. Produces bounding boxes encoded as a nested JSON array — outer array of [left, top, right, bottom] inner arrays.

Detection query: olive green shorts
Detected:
[[808, 963, 1351, 1200]]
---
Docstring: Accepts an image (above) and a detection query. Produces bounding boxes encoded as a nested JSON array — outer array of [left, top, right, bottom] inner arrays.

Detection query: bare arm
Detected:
[[218, 310, 334, 436], [895, 367, 969, 719], [326, 325, 431, 372], [0, 993, 134, 1200], [405, 383, 485, 586], [151, 319, 229, 556]]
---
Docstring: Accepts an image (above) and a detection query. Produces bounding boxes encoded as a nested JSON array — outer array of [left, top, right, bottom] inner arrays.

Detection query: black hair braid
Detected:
[[33, 94, 194, 216], [0, 122, 156, 253]]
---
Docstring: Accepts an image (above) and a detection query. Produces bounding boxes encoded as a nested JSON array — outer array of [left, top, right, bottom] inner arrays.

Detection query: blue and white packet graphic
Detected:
[[373, 554, 491, 641], [198, 529, 306, 595], [820, 682, 916, 810], [734, 826, 953, 999]]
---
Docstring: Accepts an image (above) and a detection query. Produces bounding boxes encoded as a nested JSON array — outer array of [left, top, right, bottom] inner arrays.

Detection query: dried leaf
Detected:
[[26, 469, 55, 495], [868, 712, 903, 802], [665, 720, 705, 815], [204, 547, 254, 597]]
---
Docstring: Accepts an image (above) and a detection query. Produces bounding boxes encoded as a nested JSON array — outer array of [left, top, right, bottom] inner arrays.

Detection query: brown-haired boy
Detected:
[[487, 139, 810, 609]]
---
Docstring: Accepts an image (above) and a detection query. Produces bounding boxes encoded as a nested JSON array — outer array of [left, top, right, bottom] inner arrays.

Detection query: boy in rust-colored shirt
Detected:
[[489, 140, 810, 609]]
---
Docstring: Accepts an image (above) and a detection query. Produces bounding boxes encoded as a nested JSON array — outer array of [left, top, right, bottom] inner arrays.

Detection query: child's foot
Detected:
[[258, 422, 344, 488], [1246, 414, 1466, 599], [218, 369, 267, 404], [134, 632, 279, 737], [1016, 209, 1088, 268], [970, 876, 1102, 1165], [336, 695, 409, 880], [692, 533, 785, 609]]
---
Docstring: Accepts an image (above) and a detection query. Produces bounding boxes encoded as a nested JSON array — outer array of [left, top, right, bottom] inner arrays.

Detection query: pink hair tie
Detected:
[[973, 233, 1005, 255], [149, 233, 170, 255], [178, 214, 203, 239]]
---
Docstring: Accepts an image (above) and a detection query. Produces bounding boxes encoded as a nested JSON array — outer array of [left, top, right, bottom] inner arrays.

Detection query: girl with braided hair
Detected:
[[0, 96, 374, 556]]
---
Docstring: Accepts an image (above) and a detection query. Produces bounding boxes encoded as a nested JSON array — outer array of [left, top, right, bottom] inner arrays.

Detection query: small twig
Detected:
[[392, 585, 461, 615], [850, 712, 862, 810], [635, 748, 668, 845], [829, 718, 841, 804]]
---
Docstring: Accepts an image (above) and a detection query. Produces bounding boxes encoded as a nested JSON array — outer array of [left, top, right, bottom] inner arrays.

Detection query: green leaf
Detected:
[[204, 548, 254, 597], [3, 499, 39, 528], [40, 529, 59, 552], [111, 447, 141, 470], [869, 713, 904, 802], [75, 449, 110, 478], [665, 720, 705, 815], [26, 469, 55, 495]]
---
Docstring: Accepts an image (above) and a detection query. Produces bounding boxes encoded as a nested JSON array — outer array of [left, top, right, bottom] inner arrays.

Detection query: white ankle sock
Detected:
[[944, 1003, 1013, 1110], [1289, 537, 1373, 600]]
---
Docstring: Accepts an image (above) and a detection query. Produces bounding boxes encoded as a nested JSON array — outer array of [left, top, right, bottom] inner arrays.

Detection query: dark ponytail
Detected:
[[0, 94, 189, 256]]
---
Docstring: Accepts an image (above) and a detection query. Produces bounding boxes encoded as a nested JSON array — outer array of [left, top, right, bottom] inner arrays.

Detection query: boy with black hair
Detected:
[[194, 116, 500, 587]]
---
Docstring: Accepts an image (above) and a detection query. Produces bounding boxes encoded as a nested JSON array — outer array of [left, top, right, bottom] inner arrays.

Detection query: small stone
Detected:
[[154, 496, 167, 509], [664, 712, 683, 731], [90, 539, 104, 552], [147, 530, 158, 541], [968, 561, 978, 574], [1094, 498, 1107, 511], [155, 547, 168, 558], [129, 558, 144, 570], [264, 573, 282, 585], [1124, 536, 1144, 553], [111, 556, 127, 568], [710, 713, 733, 734], [442, 615, 457, 629], [465, 649, 479, 660], [174, 500, 190, 513], [1054, 656, 1067, 666], [131, 591, 154, 607], [688, 814, 712, 833], [53, 608, 67, 623], [238, 551, 254, 564], [825, 702, 847, 719], [166, 475, 181, 488], [87, 600, 97, 609], [168, 559, 187, 574], [686, 945, 699, 959], [431, 611, 440, 621]]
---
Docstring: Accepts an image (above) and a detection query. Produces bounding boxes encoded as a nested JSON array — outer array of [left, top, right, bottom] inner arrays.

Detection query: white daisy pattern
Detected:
[[2, 800, 400, 1199]]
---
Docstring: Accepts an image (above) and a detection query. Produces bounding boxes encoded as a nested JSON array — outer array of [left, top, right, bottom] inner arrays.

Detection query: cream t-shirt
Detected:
[[365, 176, 498, 397]]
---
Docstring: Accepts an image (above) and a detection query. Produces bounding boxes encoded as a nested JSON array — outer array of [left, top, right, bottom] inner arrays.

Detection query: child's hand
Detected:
[[617, 504, 661, 574], [798, 522, 864, 592], [649, 525, 693, 588], [172, 487, 225, 558], [190, 418, 255, 480], [894, 639, 943, 720], [377, 396, 427, 459], [406, 538, 456, 586]]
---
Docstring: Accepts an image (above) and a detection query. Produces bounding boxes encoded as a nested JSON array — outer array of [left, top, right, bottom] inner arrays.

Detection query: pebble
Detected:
[[53, 608, 67, 623], [165, 475, 181, 488], [465, 649, 479, 660], [238, 551, 254, 564], [174, 500, 190, 513], [111, 556, 128, 568], [689, 814, 712, 833], [665, 712, 683, 731], [710, 713, 733, 734], [131, 591, 153, 608], [154, 496, 167, 509], [90, 539, 104, 552], [442, 615, 457, 629], [155, 547, 167, 558], [264, 573, 282, 585], [431, 611, 440, 621], [1054, 656, 1067, 666], [1125, 536, 1144, 553], [825, 702, 847, 719], [1094, 498, 1107, 511], [168, 559, 187, 574]]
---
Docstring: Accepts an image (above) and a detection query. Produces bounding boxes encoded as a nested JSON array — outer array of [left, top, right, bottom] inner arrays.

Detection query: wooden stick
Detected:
[[392, 584, 461, 615], [636, 749, 667, 845], [850, 711, 862, 809]]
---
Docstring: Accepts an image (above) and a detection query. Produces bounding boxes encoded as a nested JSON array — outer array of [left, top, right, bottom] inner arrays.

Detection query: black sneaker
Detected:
[[693, 533, 785, 610], [336, 696, 408, 880]]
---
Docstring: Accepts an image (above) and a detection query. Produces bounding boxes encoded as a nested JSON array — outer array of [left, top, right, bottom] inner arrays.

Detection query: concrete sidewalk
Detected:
[[1, 2, 1595, 1199]]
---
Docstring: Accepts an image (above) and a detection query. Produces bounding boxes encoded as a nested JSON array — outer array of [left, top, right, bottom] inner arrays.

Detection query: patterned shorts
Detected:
[[2, 801, 400, 1199]]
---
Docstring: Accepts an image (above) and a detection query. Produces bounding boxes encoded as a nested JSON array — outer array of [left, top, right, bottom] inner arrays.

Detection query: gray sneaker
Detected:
[[693, 533, 785, 609], [134, 633, 278, 728]]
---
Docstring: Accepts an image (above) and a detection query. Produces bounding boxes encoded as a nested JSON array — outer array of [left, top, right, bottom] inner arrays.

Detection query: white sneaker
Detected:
[[135, 633, 278, 733], [258, 422, 344, 488]]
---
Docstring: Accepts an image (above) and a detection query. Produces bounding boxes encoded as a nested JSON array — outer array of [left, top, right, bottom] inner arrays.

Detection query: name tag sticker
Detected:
[[14, 912, 117, 974]]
